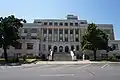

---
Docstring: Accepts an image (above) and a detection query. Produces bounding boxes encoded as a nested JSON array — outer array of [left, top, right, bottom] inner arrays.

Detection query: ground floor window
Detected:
[[27, 43, 33, 49]]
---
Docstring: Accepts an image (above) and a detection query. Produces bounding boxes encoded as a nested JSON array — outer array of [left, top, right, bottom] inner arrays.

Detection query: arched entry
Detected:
[[59, 46, 63, 52], [53, 46, 57, 52], [65, 46, 69, 52]]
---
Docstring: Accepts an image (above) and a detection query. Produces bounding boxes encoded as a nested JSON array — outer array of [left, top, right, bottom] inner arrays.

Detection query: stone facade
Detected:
[[0, 15, 119, 58]]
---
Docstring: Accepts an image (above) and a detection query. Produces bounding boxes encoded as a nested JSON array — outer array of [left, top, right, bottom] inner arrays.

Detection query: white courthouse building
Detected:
[[0, 15, 120, 60]]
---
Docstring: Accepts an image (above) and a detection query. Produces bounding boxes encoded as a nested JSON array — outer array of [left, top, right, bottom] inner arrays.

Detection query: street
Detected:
[[0, 63, 120, 80]]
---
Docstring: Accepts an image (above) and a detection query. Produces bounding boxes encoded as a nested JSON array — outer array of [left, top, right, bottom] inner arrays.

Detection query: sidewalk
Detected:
[[35, 60, 90, 64], [35, 60, 120, 65]]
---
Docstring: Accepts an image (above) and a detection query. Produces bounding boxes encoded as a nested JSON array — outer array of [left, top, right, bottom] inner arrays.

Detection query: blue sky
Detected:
[[0, 0, 120, 39]]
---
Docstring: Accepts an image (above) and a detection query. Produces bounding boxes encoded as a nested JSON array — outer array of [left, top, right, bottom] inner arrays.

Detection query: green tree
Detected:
[[81, 23, 108, 60], [0, 15, 26, 62]]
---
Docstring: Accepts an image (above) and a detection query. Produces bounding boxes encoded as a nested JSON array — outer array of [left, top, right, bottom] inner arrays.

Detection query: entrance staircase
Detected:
[[53, 52, 72, 61]]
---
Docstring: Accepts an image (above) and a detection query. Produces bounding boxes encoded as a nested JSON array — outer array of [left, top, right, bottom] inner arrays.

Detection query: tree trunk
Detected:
[[93, 50, 96, 61], [3, 45, 8, 62]]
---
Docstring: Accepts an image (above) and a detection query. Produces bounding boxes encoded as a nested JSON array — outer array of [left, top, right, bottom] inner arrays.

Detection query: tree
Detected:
[[0, 15, 26, 62], [81, 23, 108, 60]]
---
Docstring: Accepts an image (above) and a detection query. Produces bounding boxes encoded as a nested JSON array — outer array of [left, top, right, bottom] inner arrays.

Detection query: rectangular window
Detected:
[[31, 28, 37, 33], [75, 38, 79, 42], [59, 23, 63, 26], [44, 22, 48, 26], [31, 36, 37, 39], [81, 22, 84, 24], [75, 23, 78, 26], [54, 22, 58, 26], [48, 45, 51, 51], [65, 37, 68, 42], [64, 23, 68, 26], [49, 29, 52, 34], [43, 29, 47, 34], [15, 43, 22, 49], [71, 45, 74, 51], [70, 23, 73, 26], [59, 29, 63, 34], [49, 22, 53, 26], [24, 28, 28, 33], [27, 43, 33, 49], [75, 29, 79, 34], [65, 29, 68, 34], [21, 36, 25, 39], [76, 45, 79, 51], [70, 29, 73, 34]]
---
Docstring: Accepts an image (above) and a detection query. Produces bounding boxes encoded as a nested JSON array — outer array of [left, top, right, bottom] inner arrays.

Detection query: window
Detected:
[[64, 23, 68, 26], [70, 23, 73, 26], [59, 23, 63, 26], [43, 29, 47, 34], [59, 29, 63, 34], [49, 22, 53, 26], [48, 29, 52, 34], [43, 44, 46, 51], [70, 29, 73, 34], [31, 28, 37, 33], [54, 22, 58, 26], [65, 29, 68, 34], [24, 28, 28, 33], [71, 45, 74, 50], [44, 22, 48, 26], [76, 45, 79, 51], [75, 38, 79, 42], [48, 45, 51, 51], [112, 44, 119, 50], [65, 37, 68, 42], [27, 43, 33, 49], [75, 29, 79, 34], [21, 36, 25, 39], [81, 22, 84, 24], [31, 36, 37, 39], [75, 23, 78, 26], [15, 43, 22, 49]]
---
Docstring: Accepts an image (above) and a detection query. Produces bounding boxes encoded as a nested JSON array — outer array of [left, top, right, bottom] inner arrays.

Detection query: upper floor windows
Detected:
[[54, 22, 58, 26], [44, 22, 48, 26], [59, 23, 63, 26], [70, 23, 73, 26], [75, 23, 78, 26], [31, 28, 37, 33], [24, 28, 28, 33], [64, 23, 68, 26], [49, 22, 53, 26]]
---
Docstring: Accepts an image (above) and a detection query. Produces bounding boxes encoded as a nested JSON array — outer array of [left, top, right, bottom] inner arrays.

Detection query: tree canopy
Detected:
[[0, 15, 26, 62], [81, 23, 108, 60]]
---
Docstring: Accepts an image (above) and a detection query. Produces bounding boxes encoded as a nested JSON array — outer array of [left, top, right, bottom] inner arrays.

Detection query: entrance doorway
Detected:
[[53, 46, 57, 52], [59, 46, 63, 52], [65, 46, 69, 52]]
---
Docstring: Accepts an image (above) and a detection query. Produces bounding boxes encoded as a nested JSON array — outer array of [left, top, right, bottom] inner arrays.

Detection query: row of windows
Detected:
[[43, 29, 79, 34], [15, 43, 33, 49], [40, 22, 86, 26], [24, 28, 37, 33]]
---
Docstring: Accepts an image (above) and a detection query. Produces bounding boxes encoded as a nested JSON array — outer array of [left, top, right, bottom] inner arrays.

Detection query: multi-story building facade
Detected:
[[0, 15, 120, 59]]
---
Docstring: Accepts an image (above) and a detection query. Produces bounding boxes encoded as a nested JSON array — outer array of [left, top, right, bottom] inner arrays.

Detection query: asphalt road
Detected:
[[0, 63, 120, 80]]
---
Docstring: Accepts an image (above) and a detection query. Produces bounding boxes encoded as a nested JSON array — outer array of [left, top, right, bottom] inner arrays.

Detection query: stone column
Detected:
[[58, 28, 59, 42], [63, 28, 65, 42]]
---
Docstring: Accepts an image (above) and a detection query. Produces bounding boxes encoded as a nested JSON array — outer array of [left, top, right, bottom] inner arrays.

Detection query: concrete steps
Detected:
[[53, 52, 72, 61]]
